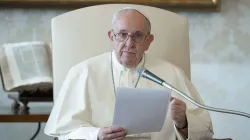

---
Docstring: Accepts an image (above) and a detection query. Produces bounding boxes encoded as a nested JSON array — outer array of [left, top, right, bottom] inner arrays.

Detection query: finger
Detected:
[[171, 111, 185, 120], [171, 114, 179, 121], [171, 109, 181, 114], [170, 96, 175, 102], [171, 105, 186, 111], [171, 110, 185, 117], [170, 103, 186, 113], [171, 110, 186, 122], [104, 126, 124, 134], [106, 130, 127, 139], [171, 98, 185, 105], [171, 109, 186, 118]]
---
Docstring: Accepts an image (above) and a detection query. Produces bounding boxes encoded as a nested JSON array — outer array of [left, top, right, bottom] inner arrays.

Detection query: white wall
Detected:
[[0, 0, 249, 139], [179, 1, 250, 139]]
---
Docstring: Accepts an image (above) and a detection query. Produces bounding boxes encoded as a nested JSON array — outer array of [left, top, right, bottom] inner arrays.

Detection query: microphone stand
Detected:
[[138, 67, 250, 119]]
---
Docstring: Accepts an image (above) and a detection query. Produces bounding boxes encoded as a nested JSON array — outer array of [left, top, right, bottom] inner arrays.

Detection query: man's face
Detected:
[[108, 11, 154, 68]]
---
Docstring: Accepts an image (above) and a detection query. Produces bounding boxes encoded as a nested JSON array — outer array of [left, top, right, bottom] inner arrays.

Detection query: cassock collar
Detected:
[[111, 50, 145, 73]]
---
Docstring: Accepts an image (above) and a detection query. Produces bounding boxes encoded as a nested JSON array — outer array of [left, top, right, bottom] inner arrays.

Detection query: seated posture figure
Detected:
[[44, 7, 214, 140]]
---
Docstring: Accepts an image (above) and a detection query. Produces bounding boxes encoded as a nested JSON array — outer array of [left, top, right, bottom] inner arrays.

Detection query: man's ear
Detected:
[[108, 31, 114, 41], [147, 34, 154, 44], [145, 34, 154, 50]]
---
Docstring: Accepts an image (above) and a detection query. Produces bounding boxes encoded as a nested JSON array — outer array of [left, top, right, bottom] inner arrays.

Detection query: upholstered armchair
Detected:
[[51, 4, 191, 100]]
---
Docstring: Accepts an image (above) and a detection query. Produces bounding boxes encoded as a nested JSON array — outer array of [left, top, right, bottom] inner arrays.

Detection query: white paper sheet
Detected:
[[112, 87, 171, 135]]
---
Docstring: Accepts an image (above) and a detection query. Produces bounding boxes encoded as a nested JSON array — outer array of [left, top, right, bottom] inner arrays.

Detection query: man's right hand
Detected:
[[98, 126, 128, 140]]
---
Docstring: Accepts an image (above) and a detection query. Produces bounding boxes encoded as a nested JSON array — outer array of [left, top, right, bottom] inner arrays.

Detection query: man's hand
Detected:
[[170, 97, 187, 129], [98, 126, 128, 140]]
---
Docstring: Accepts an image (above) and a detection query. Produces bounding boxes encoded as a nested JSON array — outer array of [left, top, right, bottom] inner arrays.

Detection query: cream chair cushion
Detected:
[[51, 4, 190, 99]]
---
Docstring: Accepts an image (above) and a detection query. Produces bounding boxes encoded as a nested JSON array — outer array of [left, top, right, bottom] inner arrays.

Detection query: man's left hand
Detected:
[[170, 97, 187, 129]]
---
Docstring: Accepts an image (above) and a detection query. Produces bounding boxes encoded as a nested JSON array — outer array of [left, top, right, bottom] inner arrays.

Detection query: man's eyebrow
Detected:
[[117, 30, 144, 33], [134, 31, 144, 34], [117, 29, 127, 32]]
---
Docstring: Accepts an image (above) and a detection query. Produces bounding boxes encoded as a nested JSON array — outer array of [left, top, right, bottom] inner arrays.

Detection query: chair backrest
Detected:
[[51, 4, 191, 100]]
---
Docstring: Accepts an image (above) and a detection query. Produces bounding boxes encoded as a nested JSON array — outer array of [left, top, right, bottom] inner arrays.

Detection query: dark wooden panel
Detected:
[[0, 0, 221, 12]]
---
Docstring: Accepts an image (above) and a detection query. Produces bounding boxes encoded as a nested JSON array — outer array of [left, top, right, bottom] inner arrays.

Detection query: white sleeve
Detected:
[[44, 65, 100, 140], [58, 127, 100, 140], [173, 67, 214, 140]]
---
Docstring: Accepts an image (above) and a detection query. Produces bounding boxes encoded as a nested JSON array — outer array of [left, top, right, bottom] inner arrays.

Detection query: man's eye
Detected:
[[135, 34, 143, 38], [120, 33, 127, 36]]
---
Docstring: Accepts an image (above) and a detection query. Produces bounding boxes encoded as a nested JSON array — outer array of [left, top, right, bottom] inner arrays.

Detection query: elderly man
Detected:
[[44, 8, 213, 140]]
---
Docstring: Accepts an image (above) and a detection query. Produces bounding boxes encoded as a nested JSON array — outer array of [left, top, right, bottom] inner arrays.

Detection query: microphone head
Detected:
[[137, 67, 146, 77]]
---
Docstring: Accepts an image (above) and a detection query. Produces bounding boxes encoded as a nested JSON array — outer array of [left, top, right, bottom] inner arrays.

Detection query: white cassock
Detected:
[[44, 50, 214, 140]]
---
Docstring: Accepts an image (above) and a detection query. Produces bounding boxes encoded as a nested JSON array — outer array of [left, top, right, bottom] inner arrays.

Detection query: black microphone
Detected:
[[137, 67, 250, 119]]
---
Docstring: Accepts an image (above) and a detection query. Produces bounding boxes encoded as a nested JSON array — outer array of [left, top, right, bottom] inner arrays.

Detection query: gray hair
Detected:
[[111, 7, 151, 33]]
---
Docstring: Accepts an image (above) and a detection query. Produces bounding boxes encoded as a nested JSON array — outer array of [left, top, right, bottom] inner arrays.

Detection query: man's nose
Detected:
[[125, 36, 135, 48]]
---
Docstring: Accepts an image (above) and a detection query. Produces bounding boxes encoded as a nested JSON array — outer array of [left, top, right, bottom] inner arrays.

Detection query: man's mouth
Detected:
[[122, 51, 136, 57], [123, 51, 135, 54]]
